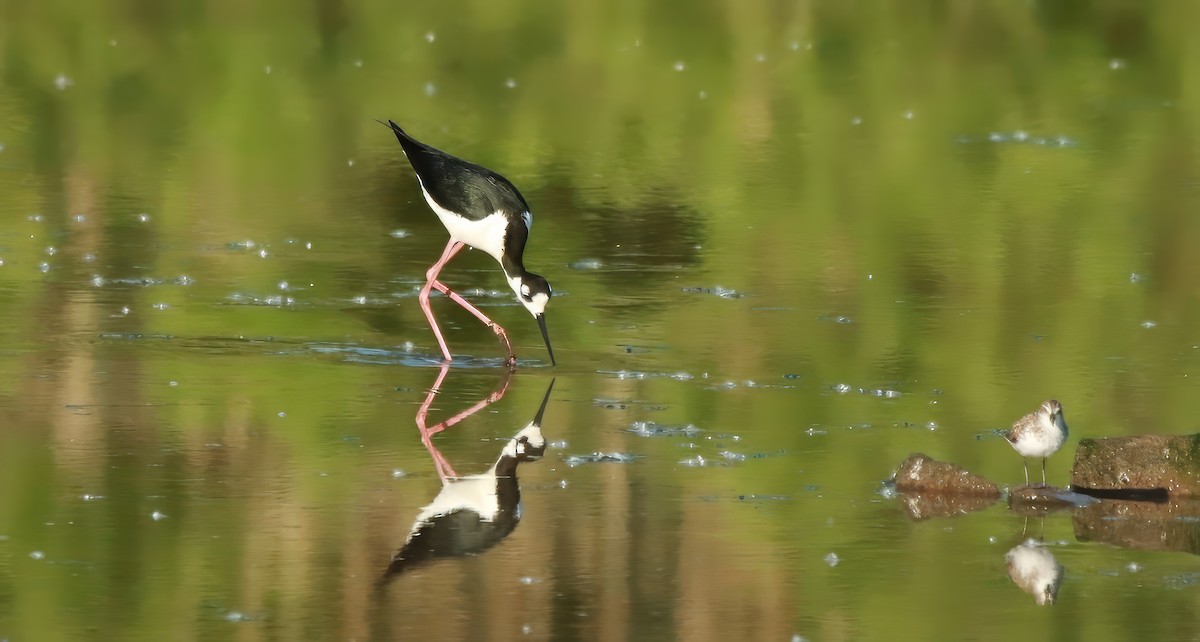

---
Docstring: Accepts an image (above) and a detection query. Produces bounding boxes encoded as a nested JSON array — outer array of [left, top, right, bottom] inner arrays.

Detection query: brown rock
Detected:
[[893, 453, 1001, 496], [1070, 434, 1200, 496], [1073, 498, 1200, 554]]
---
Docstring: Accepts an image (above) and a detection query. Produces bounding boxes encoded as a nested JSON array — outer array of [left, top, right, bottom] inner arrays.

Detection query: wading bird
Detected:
[[1005, 399, 1069, 487], [381, 120, 555, 367], [382, 367, 554, 581]]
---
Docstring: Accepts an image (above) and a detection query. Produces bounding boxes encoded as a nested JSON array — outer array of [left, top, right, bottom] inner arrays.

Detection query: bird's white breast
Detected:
[[418, 183, 510, 262], [1005, 541, 1062, 605], [409, 473, 502, 539], [1011, 415, 1067, 458]]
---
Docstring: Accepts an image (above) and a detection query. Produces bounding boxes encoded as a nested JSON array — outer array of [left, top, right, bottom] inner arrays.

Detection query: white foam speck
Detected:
[[151, 511, 167, 521], [824, 552, 839, 567], [30, 550, 45, 560], [425, 31, 436, 43], [54, 74, 73, 91], [673, 61, 686, 71]]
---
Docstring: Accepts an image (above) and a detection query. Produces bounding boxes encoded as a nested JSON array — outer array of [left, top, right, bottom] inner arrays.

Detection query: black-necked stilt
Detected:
[[1004, 400, 1069, 487], [380, 120, 555, 367], [383, 368, 554, 580]]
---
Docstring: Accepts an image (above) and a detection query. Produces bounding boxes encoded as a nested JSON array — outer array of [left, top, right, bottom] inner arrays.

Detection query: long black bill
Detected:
[[536, 313, 556, 366], [532, 378, 556, 426]]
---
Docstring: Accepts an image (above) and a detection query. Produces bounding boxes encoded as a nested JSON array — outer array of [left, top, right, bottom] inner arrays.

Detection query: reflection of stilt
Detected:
[[382, 367, 554, 582], [414, 363, 512, 482]]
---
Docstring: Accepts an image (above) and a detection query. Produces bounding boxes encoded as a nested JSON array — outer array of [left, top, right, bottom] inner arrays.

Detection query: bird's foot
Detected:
[[503, 354, 518, 370]]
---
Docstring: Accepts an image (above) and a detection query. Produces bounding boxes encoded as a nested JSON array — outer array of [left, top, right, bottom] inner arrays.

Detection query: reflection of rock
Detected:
[[1009, 485, 1099, 516], [1073, 498, 1200, 555], [890, 454, 1000, 520], [1071, 434, 1200, 496], [893, 453, 1000, 496], [897, 491, 998, 521], [1005, 540, 1063, 605]]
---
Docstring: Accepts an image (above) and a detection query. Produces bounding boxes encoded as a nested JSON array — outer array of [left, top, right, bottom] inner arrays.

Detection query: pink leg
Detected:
[[414, 364, 513, 483], [419, 240, 466, 361], [429, 280, 516, 366], [420, 238, 517, 367]]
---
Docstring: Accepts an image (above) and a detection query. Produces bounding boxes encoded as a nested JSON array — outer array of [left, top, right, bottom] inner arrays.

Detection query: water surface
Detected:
[[1, 1, 1199, 640]]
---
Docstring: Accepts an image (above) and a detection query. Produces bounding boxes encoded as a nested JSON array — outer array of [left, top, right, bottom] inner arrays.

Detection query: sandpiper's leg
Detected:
[[1022, 458, 1029, 486], [1041, 458, 1047, 487], [428, 280, 516, 364], [420, 240, 466, 361]]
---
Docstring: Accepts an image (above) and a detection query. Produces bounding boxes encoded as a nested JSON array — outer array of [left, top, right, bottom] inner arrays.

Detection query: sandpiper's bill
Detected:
[[1004, 399, 1069, 487]]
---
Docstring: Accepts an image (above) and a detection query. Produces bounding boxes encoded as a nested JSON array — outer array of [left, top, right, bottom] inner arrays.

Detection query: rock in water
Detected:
[[1009, 485, 1098, 516], [892, 453, 1000, 496], [1070, 434, 1200, 497]]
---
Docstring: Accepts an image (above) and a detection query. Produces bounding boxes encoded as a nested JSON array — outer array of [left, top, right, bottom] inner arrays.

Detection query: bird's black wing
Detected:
[[385, 121, 529, 221]]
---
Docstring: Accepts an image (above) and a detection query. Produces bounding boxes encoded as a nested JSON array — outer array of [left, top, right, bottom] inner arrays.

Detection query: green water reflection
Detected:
[[1, 0, 1199, 640]]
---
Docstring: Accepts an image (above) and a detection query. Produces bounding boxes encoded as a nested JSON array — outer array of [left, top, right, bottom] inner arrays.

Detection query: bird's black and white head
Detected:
[[500, 378, 554, 463], [501, 423, 547, 463], [510, 272, 552, 318], [507, 271, 555, 365]]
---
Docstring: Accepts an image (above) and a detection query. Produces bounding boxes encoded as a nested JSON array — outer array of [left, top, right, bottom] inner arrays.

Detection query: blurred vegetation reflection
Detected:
[[1, 0, 1198, 640]]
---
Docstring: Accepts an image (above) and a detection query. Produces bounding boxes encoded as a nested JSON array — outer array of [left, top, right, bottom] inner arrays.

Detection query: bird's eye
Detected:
[[522, 293, 533, 303]]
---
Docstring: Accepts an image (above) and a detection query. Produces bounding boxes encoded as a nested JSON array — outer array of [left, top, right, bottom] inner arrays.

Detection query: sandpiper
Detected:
[[380, 120, 555, 367], [1004, 399, 1069, 487]]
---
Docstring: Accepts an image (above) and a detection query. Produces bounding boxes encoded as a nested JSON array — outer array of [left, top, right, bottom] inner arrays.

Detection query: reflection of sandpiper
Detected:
[[1004, 540, 1063, 606], [382, 366, 555, 581], [1005, 400, 1069, 487]]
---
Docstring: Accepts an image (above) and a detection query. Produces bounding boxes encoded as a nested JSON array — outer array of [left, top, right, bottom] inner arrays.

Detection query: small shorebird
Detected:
[[381, 119, 555, 367], [1005, 399, 1069, 487], [1005, 540, 1063, 606]]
